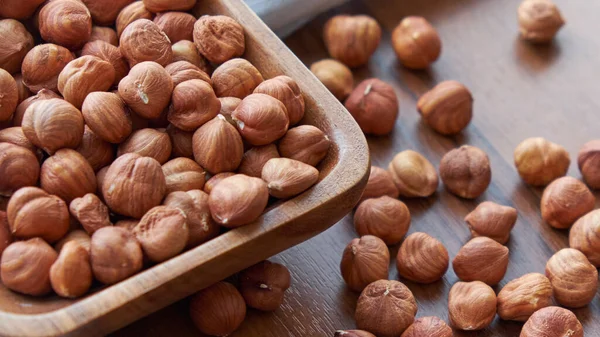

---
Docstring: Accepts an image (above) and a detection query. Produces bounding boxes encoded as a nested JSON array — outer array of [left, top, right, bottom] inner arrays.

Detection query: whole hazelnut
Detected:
[[335, 330, 375, 337], [13, 89, 61, 126], [254, 75, 305, 126], [118, 61, 174, 119], [165, 61, 211, 86], [54, 229, 91, 253], [203, 172, 235, 194], [171, 40, 211, 73], [7, 186, 69, 242], [417, 81, 473, 135], [90, 226, 143, 284], [355, 279, 417, 337], [0, 211, 12, 256], [50, 240, 92, 298], [14, 74, 32, 104], [310, 59, 353, 101], [21, 43, 75, 92], [355, 196, 410, 246], [208, 174, 268, 227], [116, 1, 154, 37], [58, 55, 115, 109], [570, 209, 600, 266], [81, 0, 134, 26], [212, 59, 264, 99], [452, 237, 509, 286], [261, 157, 319, 199], [400, 316, 452, 337], [0, 69, 18, 122], [162, 157, 206, 194], [448, 281, 496, 330], [340, 235, 389, 292], [238, 144, 279, 178], [0, 238, 57, 296], [163, 190, 219, 249], [168, 79, 220, 131], [89, 26, 119, 46], [153, 12, 195, 43], [344, 78, 399, 136], [192, 115, 244, 174], [39, 0, 92, 50], [0, 143, 39, 196], [167, 124, 193, 158], [546, 248, 598, 308], [578, 139, 600, 189], [232, 93, 289, 145], [120, 19, 172, 67], [81, 40, 130, 86], [497, 272, 553, 321], [239, 260, 291, 311], [133, 205, 189, 262], [518, 0, 564, 43], [69, 193, 112, 235], [143, 0, 196, 12], [388, 150, 438, 198], [193, 15, 245, 64], [514, 137, 570, 186], [520, 306, 583, 337], [82, 92, 132, 144], [118, 128, 172, 164], [323, 15, 381, 68], [359, 166, 400, 203], [0, 127, 41, 159], [41, 149, 97, 202], [278, 125, 331, 167], [465, 201, 517, 244], [396, 232, 449, 284], [541, 177, 594, 229], [189, 282, 247, 336], [392, 16, 441, 70], [440, 145, 491, 199], [0, 0, 45, 19], [0, 19, 34, 75], [76, 126, 115, 171]]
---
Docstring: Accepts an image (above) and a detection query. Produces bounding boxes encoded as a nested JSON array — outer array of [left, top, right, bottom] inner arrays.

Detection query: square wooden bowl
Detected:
[[0, 0, 369, 336]]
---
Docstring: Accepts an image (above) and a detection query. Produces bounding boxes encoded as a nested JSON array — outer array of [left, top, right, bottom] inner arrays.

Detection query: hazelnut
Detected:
[[355, 196, 410, 246], [115, 219, 139, 232], [261, 157, 319, 199], [232, 93, 289, 145], [89, 26, 119, 46], [54, 229, 91, 253], [118, 61, 174, 119], [570, 209, 600, 266], [90, 226, 143, 284], [96, 165, 109, 197], [153, 12, 195, 43], [0, 143, 39, 196], [541, 176, 594, 229], [143, 0, 196, 12], [208, 174, 268, 227], [41, 149, 97, 202], [163, 190, 219, 248], [323, 15, 381, 68], [344, 78, 399, 135], [7, 186, 69, 242], [203, 172, 235, 194], [14, 74, 32, 104], [81, 40, 130, 86], [217, 97, 241, 124], [417, 81, 473, 135], [116, 1, 154, 37], [171, 40, 211, 73], [193, 15, 245, 64], [82, 91, 132, 144], [448, 281, 496, 330], [400, 317, 452, 337], [189, 282, 246, 336], [254, 75, 305, 126], [39, 0, 92, 51], [0, 238, 57, 296], [546, 248, 598, 308], [0, 211, 12, 256], [118, 128, 172, 164], [359, 166, 400, 203], [355, 280, 417, 337], [212, 59, 264, 99], [465, 201, 518, 244], [310, 59, 353, 101], [388, 150, 438, 198], [49, 240, 92, 298], [13, 89, 61, 126], [453, 237, 509, 286], [0, 127, 41, 159], [21, 43, 75, 92], [22, 98, 84, 154], [120, 19, 172, 67], [69, 193, 112, 235], [392, 16, 442, 70], [58, 56, 115, 109], [335, 330, 375, 337], [239, 260, 291, 311], [520, 306, 583, 337], [578, 139, 600, 189], [340, 235, 389, 292], [278, 125, 330, 167], [167, 124, 193, 158], [396, 232, 449, 284], [497, 272, 553, 321], [0, 19, 34, 75], [440, 145, 491, 199], [192, 115, 243, 174], [0, 69, 18, 122], [0, 0, 45, 19], [132, 205, 188, 262], [165, 61, 211, 86], [103, 153, 166, 218], [81, 0, 134, 26], [162, 157, 206, 194], [238, 144, 280, 178], [168, 79, 220, 131], [514, 137, 570, 186], [518, 0, 564, 43], [75, 125, 115, 171]]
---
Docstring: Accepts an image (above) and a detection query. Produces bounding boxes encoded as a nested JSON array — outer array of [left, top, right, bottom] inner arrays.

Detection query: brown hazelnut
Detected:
[[0, 0, 45, 19], [75, 125, 115, 171], [208, 174, 269, 228], [359, 166, 400, 203], [82, 0, 134, 26], [310, 59, 353, 101], [189, 282, 246, 336], [232, 93, 289, 145], [520, 306, 583, 337], [41, 149, 97, 202], [0, 19, 34, 75], [21, 43, 75, 92], [448, 281, 496, 331], [577, 139, 600, 189], [168, 79, 220, 131], [115, 219, 139, 232], [0, 143, 39, 196], [254, 75, 305, 126], [518, 0, 564, 43], [0, 127, 41, 159], [165, 61, 211, 87], [192, 115, 243, 174], [0, 69, 18, 122], [323, 15, 381, 68], [118, 61, 174, 119], [238, 144, 279, 178], [397, 232, 448, 284], [344, 78, 399, 136], [166, 124, 193, 158], [82, 91, 132, 144], [570, 209, 600, 266], [13, 89, 61, 126], [118, 128, 172, 164], [417, 81, 473, 135], [340, 235, 389, 292], [14, 74, 32, 105], [39, 0, 92, 51], [355, 279, 417, 337], [0, 238, 57, 296], [541, 176, 594, 229], [163, 190, 219, 248], [203, 172, 235, 194], [0, 211, 12, 256], [392, 16, 442, 70], [96, 165, 109, 197], [49, 240, 92, 298], [514, 137, 570, 186], [90, 226, 143, 284], [388, 150, 438, 198], [162, 157, 206, 194], [58, 56, 115, 109], [440, 145, 491, 199], [400, 316, 452, 337], [54, 229, 91, 253], [239, 260, 291, 311], [497, 273, 553, 321], [171, 40, 211, 73], [261, 157, 319, 199], [116, 1, 154, 37], [89, 26, 119, 46], [153, 12, 195, 43], [143, 0, 195, 12], [211, 59, 264, 99], [334, 330, 375, 337], [465, 201, 517, 244], [355, 196, 410, 246], [546, 248, 598, 308], [278, 125, 331, 167], [81, 40, 130, 86], [132, 205, 188, 262], [69, 193, 111, 235], [7, 186, 70, 242], [452, 237, 509, 286], [103, 153, 166, 218], [193, 15, 245, 64], [120, 19, 172, 67]]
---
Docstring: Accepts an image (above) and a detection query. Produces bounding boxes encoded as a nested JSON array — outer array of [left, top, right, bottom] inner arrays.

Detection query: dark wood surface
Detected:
[[114, 0, 600, 336]]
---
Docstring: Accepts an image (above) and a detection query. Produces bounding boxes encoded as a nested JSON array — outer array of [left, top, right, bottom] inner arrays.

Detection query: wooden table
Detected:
[[113, 0, 600, 336]]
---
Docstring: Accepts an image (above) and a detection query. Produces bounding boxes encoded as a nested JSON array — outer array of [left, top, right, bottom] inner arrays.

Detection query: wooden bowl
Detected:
[[0, 1, 369, 336]]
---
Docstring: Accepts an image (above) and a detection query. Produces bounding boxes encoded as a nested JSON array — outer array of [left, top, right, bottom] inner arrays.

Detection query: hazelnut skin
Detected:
[[396, 232, 449, 284], [189, 282, 246, 337], [193, 15, 245, 64], [0, 19, 34, 75], [570, 209, 600, 266], [278, 125, 331, 167], [14, 74, 32, 105], [239, 260, 291, 311], [0, 69, 18, 122], [541, 176, 594, 229], [310, 59, 353, 101], [49, 240, 92, 298], [41, 149, 97, 203], [133, 206, 189, 262], [116, 1, 154, 37], [254, 75, 305, 126], [518, 0, 564, 43], [118, 61, 174, 119], [143, 0, 196, 12], [388, 150, 438, 198], [117, 128, 172, 164], [448, 281, 497, 331], [232, 93, 289, 146], [81, 40, 130, 86], [89, 26, 119, 46], [69, 193, 112, 235], [340, 235, 389, 292], [82, 0, 134, 26], [0, 127, 41, 159], [392, 16, 442, 70], [21, 43, 74, 93], [577, 139, 600, 189], [13, 89, 61, 127], [465, 201, 517, 244], [162, 157, 206, 194], [0, 211, 12, 256], [238, 144, 280, 178], [359, 166, 400, 203], [452, 237, 509, 286], [208, 174, 269, 227], [57, 55, 115, 109], [335, 331, 375, 337], [119, 19, 172, 67], [168, 79, 220, 131], [82, 91, 132, 144], [0, 0, 45, 19], [417, 80, 473, 135], [400, 316, 453, 337], [167, 124, 193, 158], [165, 61, 211, 87], [212, 59, 264, 99], [497, 272, 553, 321], [153, 12, 195, 43], [90, 226, 143, 284], [54, 229, 91, 254], [514, 137, 570, 186], [520, 306, 583, 337], [39, 0, 92, 51], [323, 15, 381, 68], [545, 248, 598, 308], [171, 40, 211, 73], [355, 196, 410, 246], [262, 157, 319, 199], [76, 126, 115, 171], [192, 114, 244, 174], [345, 78, 399, 136], [203, 172, 235, 194], [0, 143, 40, 196], [440, 145, 491, 199], [163, 190, 219, 249]]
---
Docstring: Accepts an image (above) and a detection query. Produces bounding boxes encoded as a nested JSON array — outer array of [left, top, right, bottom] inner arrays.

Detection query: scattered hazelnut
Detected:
[[0, 0, 45, 19], [0, 19, 34, 75], [120, 19, 172, 67], [570, 209, 600, 266], [58, 55, 115, 109], [520, 306, 583, 337], [89, 26, 119, 46], [203, 172, 235, 194], [153, 12, 196, 43], [239, 260, 291, 311], [448, 281, 496, 331], [232, 93, 289, 145], [171, 40, 211, 73], [514, 137, 570, 186], [208, 174, 268, 227], [81, 40, 130, 86], [118, 128, 172, 164], [82, 91, 132, 144], [192, 115, 244, 174], [392, 16, 441, 70], [133, 205, 189, 262], [465, 201, 518, 244], [497, 273, 553, 321], [397, 232, 448, 284], [82, 0, 134, 26], [21, 43, 75, 92], [162, 158, 206, 194], [212, 59, 264, 99], [400, 316, 452, 337], [359, 166, 400, 203], [143, 0, 196, 12], [0, 143, 39, 196], [577, 139, 600, 189], [167, 124, 193, 158], [440, 145, 491, 199], [76, 126, 114, 172], [169, 79, 220, 131], [261, 157, 319, 199], [541, 176, 594, 229], [69, 193, 112, 235], [0, 238, 57, 296], [118, 61, 174, 119], [90, 226, 143, 284], [323, 15, 381, 68], [546, 248, 598, 308], [254, 75, 305, 126], [193, 15, 245, 64], [14, 74, 32, 104], [278, 125, 331, 167], [238, 144, 280, 178], [189, 282, 246, 336], [345, 78, 399, 136], [50, 240, 92, 298], [116, 1, 154, 37], [355, 196, 410, 246], [163, 190, 219, 248], [54, 229, 91, 253], [453, 237, 509, 286], [518, 0, 564, 43], [41, 149, 97, 202], [355, 279, 417, 337], [417, 81, 473, 135], [0, 212, 12, 256], [13, 89, 61, 126], [165, 61, 211, 86], [0, 127, 41, 159], [334, 330, 375, 337], [310, 59, 353, 101], [340, 235, 389, 292], [0, 69, 18, 122], [39, 0, 92, 51], [388, 150, 438, 197]]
